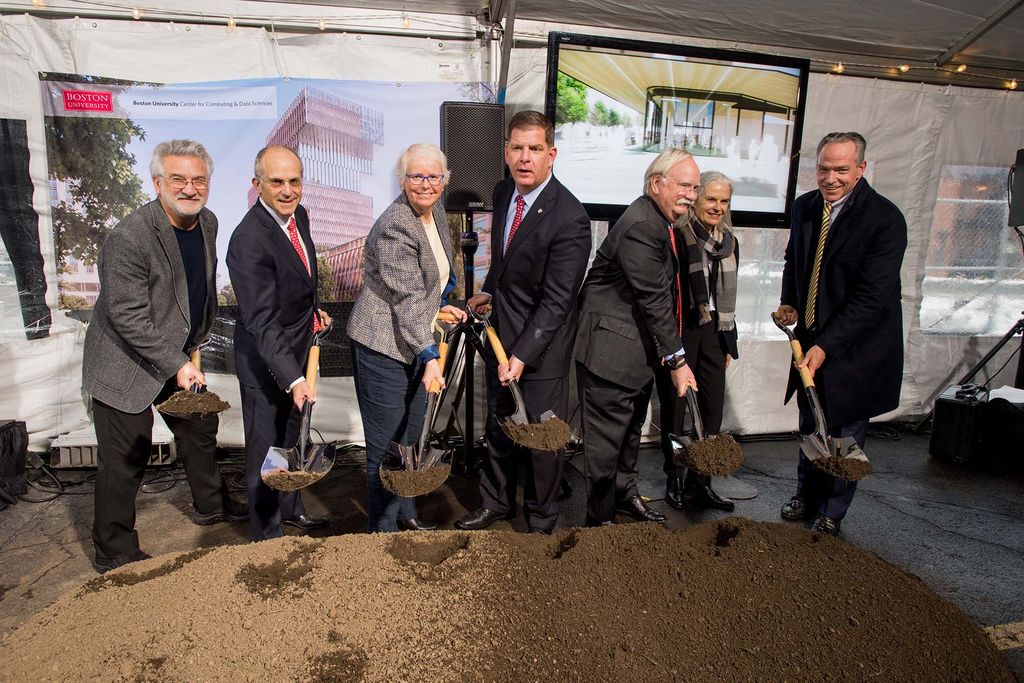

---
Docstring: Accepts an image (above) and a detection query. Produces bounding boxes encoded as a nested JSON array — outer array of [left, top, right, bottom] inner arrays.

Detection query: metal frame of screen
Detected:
[[544, 32, 810, 227]]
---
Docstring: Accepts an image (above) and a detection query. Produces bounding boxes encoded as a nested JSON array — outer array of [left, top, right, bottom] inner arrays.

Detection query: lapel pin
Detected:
[[537, 208, 543, 214]]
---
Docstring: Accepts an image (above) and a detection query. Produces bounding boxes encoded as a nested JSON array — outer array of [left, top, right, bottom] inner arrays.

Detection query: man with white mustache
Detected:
[[574, 149, 700, 526], [83, 139, 246, 573]]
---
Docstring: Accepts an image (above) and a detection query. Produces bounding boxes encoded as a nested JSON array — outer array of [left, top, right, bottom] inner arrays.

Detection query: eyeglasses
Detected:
[[405, 174, 446, 187], [163, 175, 209, 190], [661, 176, 702, 195], [258, 177, 303, 190]]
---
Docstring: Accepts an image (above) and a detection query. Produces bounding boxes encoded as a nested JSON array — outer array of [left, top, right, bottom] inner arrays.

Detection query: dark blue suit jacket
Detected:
[[227, 201, 319, 390]]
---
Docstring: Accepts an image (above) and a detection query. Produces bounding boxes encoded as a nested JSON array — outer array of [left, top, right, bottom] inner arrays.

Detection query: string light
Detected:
[[898, 64, 910, 73], [318, 17, 326, 30], [833, 62, 845, 74], [31, 0, 45, 7], [401, 12, 410, 28], [955, 64, 968, 73], [131, 6, 141, 20], [227, 15, 236, 29], [1010, 79, 1019, 90]]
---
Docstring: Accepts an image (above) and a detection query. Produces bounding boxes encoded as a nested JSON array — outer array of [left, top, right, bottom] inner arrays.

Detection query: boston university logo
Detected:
[[62, 90, 113, 112]]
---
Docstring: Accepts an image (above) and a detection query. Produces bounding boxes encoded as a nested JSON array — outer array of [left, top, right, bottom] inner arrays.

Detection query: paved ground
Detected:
[[1, 425, 1021, 674]]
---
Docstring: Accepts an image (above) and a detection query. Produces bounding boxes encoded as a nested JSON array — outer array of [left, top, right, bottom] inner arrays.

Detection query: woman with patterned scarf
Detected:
[[659, 170, 740, 512]]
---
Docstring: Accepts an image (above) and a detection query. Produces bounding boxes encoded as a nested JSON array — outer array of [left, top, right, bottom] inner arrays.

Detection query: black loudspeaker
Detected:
[[1011, 148, 1024, 227], [440, 102, 506, 211]]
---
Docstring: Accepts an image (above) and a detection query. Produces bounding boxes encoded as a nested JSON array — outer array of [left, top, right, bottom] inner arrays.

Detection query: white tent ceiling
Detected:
[[3, 0, 1023, 86]]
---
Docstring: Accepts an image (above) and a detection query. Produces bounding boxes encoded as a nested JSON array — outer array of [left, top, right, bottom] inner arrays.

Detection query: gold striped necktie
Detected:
[[804, 201, 833, 328]]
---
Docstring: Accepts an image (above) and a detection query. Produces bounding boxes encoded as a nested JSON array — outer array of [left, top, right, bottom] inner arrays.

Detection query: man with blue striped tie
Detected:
[[775, 132, 908, 536]]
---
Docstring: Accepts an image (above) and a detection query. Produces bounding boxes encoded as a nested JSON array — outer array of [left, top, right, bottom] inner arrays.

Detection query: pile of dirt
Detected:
[[501, 416, 572, 451], [156, 389, 230, 417], [380, 463, 451, 496], [814, 456, 874, 481], [0, 519, 1012, 682], [681, 433, 743, 476]]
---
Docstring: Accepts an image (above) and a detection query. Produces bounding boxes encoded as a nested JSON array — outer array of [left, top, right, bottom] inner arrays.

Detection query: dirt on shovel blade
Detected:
[[380, 464, 451, 497], [813, 456, 873, 481], [681, 433, 743, 477], [501, 417, 572, 451], [263, 468, 327, 491], [156, 390, 230, 417]]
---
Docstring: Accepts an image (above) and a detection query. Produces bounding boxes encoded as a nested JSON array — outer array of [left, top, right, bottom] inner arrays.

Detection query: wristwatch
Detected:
[[665, 353, 687, 370]]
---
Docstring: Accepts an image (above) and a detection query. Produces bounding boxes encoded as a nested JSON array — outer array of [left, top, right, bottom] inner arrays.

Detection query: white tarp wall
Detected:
[[1, 13, 1022, 450]]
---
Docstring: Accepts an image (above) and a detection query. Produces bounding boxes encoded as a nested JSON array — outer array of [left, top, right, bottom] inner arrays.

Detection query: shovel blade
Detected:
[[383, 441, 417, 472], [798, 433, 833, 462], [832, 436, 870, 464]]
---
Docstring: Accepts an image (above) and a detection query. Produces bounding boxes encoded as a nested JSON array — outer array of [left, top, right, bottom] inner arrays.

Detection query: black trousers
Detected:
[[577, 362, 655, 524], [478, 366, 568, 532], [240, 382, 307, 541], [657, 319, 727, 484], [92, 379, 227, 560]]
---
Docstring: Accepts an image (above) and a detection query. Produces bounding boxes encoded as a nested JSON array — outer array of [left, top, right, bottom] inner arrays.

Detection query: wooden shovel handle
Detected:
[[789, 339, 815, 389], [436, 311, 460, 324], [190, 350, 201, 371], [484, 327, 509, 366], [305, 345, 320, 391], [427, 341, 449, 394]]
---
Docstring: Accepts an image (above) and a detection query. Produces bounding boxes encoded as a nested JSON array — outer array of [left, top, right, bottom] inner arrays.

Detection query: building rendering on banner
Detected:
[[249, 86, 384, 299]]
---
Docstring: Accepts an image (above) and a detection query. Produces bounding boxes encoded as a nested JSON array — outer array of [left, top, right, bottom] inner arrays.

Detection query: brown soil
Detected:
[[156, 389, 230, 418], [263, 468, 327, 491], [0, 519, 1012, 682], [814, 456, 874, 481], [501, 416, 572, 451], [380, 463, 451, 497], [681, 433, 743, 476]]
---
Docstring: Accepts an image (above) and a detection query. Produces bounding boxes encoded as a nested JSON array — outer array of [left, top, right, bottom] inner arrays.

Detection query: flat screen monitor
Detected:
[[544, 32, 810, 226]]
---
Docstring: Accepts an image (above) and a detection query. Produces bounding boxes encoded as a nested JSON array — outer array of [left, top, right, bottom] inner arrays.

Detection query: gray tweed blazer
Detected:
[[347, 192, 452, 364], [82, 200, 217, 413]]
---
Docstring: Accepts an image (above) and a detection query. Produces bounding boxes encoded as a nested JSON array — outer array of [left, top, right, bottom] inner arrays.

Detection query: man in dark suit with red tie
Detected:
[[227, 145, 331, 542], [455, 111, 591, 534], [776, 132, 907, 536]]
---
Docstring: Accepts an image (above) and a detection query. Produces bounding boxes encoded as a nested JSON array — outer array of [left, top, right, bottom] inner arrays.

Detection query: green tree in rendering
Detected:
[[555, 73, 588, 124]]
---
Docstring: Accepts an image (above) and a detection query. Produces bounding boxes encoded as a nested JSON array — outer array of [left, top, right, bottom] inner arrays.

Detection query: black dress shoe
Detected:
[[684, 485, 736, 512], [665, 477, 685, 510], [191, 498, 250, 526], [585, 517, 614, 528], [810, 514, 842, 536], [93, 550, 151, 574], [781, 495, 810, 520], [528, 527, 553, 535], [454, 507, 512, 531], [397, 518, 437, 531], [282, 514, 329, 530], [615, 495, 667, 523]]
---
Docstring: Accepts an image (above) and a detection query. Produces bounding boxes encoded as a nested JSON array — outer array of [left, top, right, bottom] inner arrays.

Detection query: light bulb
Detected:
[[955, 64, 967, 73], [318, 17, 326, 30], [32, 0, 45, 7], [227, 16, 236, 29], [834, 62, 845, 74], [402, 12, 410, 28], [898, 64, 910, 73], [1010, 79, 1019, 90]]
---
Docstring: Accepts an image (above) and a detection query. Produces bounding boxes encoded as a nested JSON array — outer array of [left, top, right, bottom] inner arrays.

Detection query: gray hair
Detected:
[[696, 170, 735, 231], [816, 132, 867, 164], [150, 140, 213, 178], [395, 143, 450, 183], [643, 148, 694, 196], [254, 144, 303, 179]]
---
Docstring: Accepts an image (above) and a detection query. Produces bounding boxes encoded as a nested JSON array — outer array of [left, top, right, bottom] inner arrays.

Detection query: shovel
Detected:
[[771, 313, 872, 481], [260, 338, 337, 492], [472, 311, 572, 452], [669, 387, 743, 477], [379, 314, 458, 497], [156, 347, 230, 419]]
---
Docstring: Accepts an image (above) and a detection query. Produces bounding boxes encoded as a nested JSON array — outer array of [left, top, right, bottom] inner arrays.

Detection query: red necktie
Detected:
[[504, 194, 526, 253], [288, 215, 320, 334], [666, 225, 683, 337]]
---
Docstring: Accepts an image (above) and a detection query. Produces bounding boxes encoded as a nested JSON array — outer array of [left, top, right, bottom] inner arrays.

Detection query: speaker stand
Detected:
[[460, 224, 479, 471]]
